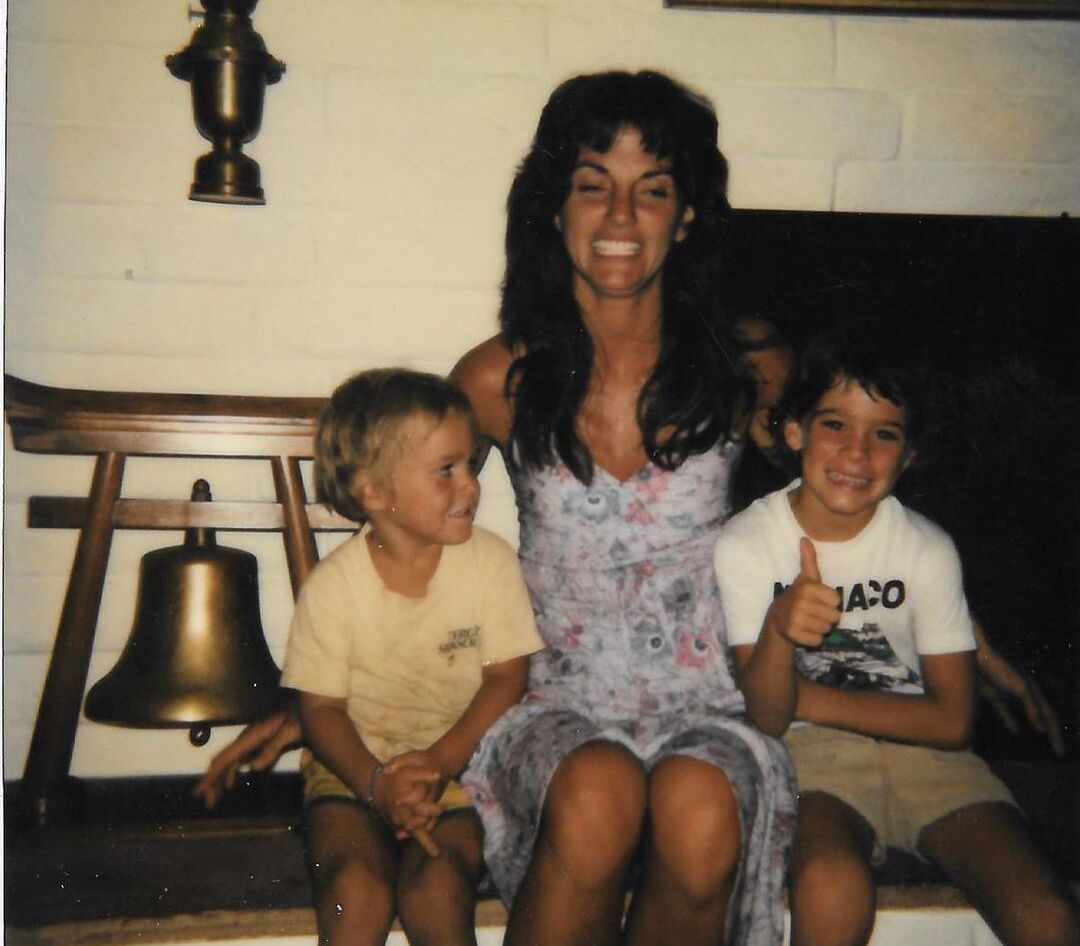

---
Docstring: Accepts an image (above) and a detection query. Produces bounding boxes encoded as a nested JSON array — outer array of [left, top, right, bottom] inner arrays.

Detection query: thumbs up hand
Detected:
[[764, 537, 842, 648], [798, 535, 822, 583]]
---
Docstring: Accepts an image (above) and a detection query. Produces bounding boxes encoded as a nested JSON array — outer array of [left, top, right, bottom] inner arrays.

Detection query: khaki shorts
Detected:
[[784, 725, 1016, 865], [300, 749, 472, 812]]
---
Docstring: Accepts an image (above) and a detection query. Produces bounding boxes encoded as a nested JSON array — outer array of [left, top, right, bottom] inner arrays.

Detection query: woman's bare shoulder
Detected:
[[452, 336, 514, 389], [451, 335, 515, 444]]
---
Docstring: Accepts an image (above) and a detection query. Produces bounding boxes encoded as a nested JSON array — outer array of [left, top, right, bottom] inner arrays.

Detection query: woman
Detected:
[[445, 71, 795, 946]]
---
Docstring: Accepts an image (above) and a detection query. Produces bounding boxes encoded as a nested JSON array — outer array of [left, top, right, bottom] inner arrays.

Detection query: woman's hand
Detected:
[[192, 707, 303, 808], [974, 619, 1065, 756]]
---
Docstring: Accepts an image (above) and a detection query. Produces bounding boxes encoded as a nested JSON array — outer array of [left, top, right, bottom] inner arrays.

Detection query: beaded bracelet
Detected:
[[366, 763, 384, 806]]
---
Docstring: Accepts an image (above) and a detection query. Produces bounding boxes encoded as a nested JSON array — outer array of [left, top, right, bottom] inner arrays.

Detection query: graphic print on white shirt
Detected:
[[793, 622, 922, 693]]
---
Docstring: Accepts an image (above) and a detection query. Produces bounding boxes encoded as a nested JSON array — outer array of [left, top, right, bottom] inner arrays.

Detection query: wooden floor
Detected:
[[5, 775, 311, 928], [5, 761, 1078, 945]]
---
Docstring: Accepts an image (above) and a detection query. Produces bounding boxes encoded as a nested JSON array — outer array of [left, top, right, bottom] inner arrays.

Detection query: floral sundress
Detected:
[[463, 444, 797, 946]]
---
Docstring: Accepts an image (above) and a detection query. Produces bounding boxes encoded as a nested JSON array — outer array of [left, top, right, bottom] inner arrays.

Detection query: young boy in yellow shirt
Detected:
[[282, 369, 542, 946]]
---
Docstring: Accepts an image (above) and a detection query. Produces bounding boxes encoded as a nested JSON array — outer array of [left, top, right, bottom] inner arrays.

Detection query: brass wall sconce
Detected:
[[166, 0, 286, 205]]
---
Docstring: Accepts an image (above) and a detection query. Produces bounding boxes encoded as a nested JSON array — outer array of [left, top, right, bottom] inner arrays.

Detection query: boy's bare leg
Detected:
[[625, 755, 742, 946], [919, 801, 1080, 946], [789, 791, 877, 946], [397, 810, 486, 946], [305, 801, 398, 946]]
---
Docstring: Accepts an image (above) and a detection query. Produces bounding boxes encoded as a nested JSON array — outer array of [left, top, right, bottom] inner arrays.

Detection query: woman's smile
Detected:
[[592, 239, 642, 257]]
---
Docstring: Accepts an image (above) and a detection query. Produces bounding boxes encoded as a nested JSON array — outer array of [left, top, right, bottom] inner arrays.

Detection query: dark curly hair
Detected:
[[772, 322, 926, 467], [500, 70, 751, 482]]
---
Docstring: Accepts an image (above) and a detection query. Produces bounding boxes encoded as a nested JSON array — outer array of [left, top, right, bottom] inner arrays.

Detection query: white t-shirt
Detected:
[[282, 525, 543, 762], [714, 482, 974, 696]]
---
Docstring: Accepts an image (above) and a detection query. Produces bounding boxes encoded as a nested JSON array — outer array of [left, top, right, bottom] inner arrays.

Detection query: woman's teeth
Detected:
[[593, 240, 640, 256]]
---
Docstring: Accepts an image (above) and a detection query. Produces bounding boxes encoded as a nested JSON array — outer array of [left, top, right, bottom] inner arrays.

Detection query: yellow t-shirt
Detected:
[[281, 526, 542, 764]]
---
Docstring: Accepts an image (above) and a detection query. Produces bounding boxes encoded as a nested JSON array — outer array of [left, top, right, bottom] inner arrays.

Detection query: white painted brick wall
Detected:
[[837, 18, 1080, 93], [4, 0, 1079, 779], [909, 94, 1080, 163], [717, 89, 901, 158]]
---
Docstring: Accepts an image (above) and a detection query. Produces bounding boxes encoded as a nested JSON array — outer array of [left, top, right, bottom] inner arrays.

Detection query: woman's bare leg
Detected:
[[625, 755, 741, 946], [504, 740, 647, 946], [919, 801, 1080, 946], [305, 801, 398, 946], [789, 792, 877, 946], [397, 811, 486, 946]]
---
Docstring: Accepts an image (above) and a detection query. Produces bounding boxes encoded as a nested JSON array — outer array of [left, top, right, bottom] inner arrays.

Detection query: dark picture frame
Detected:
[[666, 0, 1080, 17]]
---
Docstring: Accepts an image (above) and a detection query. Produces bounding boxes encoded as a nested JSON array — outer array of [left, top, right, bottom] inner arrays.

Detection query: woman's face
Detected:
[[556, 125, 694, 306]]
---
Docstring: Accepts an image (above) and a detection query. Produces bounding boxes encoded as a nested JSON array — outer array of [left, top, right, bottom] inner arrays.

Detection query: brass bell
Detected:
[[85, 479, 281, 746]]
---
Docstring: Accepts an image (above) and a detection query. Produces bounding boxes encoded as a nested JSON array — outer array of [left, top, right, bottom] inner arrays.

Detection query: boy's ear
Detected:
[[351, 469, 389, 514], [782, 419, 804, 454]]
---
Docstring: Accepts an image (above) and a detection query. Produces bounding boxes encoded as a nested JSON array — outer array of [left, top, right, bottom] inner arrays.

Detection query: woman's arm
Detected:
[[451, 335, 515, 448], [795, 650, 976, 749], [192, 703, 302, 808], [972, 617, 1065, 756]]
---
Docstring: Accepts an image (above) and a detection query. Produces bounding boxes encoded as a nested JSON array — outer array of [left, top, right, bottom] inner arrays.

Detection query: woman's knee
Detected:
[[539, 741, 647, 880], [647, 756, 742, 902]]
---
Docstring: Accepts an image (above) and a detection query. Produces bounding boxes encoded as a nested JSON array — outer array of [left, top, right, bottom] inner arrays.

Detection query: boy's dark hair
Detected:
[[500, 69, 752, 483], [773, 323, 925, 456], [315, 369, 477, 523]]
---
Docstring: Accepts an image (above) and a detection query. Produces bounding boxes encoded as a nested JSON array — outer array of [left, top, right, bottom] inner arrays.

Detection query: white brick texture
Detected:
[[910, 94, 1080, 163], [717, 89, 900, 159], [837, 18, 1080, 93]]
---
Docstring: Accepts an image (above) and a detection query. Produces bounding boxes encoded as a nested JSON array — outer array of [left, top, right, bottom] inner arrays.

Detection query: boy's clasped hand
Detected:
[[369, 754, 445, 856]]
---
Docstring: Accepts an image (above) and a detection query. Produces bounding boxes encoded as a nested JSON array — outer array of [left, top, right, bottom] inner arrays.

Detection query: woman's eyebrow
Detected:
[[572, 159, 608, 174], [571, 163, 675, 178]]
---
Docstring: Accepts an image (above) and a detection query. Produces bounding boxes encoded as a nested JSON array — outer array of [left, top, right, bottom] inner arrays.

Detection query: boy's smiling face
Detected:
[[355, 408, 480, 554], [784, 377, 913, 541]]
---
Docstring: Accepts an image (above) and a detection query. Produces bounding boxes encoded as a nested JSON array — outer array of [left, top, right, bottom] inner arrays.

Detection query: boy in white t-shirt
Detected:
[[282, 369, 542, 946], [714, 328, 1078, 946]]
